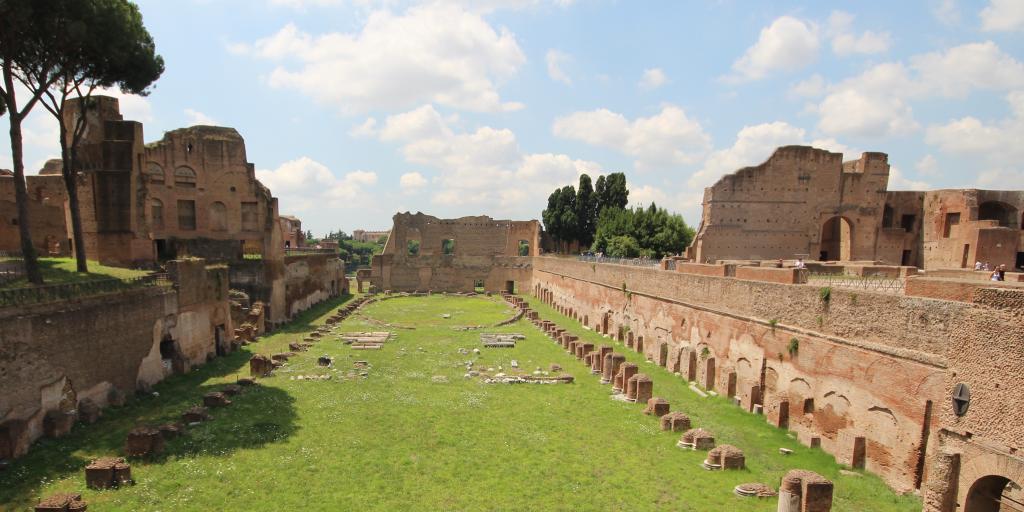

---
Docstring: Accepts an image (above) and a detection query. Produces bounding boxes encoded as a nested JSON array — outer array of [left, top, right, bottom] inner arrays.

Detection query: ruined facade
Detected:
[[688, 146, 1024, 271], [0, 259, 232, 461], [279, 215, 304, 248], [531, 257, 1024, 510], [352, 229, 390, 243], [369, 213, 538, 293]]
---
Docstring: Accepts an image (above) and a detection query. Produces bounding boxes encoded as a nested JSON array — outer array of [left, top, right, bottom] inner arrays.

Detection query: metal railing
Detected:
[[285, 247, 338, 256], [806, 273, 905, 294], [577, 255, 660, 268], [0, 273, 172, 308]]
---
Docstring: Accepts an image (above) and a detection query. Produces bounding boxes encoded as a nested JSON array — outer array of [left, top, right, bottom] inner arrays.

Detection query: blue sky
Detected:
[[3, 0, 1024, 235]]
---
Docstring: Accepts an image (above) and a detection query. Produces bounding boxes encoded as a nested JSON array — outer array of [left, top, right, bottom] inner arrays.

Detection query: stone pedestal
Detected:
[[602, 353, 626, 384], [778, 470, 833, 512], [124, 426, 164, 458], [592, 346, 612, 374], [679, 428, 715, 451], [249, 354, 275, 377], [181, 406, 211, 424], [643, 397, 670, 417], [86, 456, 132, 489], [706, 444, 745, 470], [35, 492, 87, 512], [660, 412, 691, 431], [577, 343, 594, 360], [615, 363, 639, 393], [628, 374, 653, 403], [203, 392, 231, 408]]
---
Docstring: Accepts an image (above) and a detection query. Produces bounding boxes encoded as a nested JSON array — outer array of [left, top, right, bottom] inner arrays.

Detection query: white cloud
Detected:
[[234, 4, 526, 113], [638, 68, 668, 90], [811, 41, 1024, 137], [790, 74, 826, 98], [399, 171, 428, 193], [184, 108, 218, 126], [370, 104, 600, 218], [546, 49, 572, 85], [689, 121, 807, 189], [552, 105, 711, 169], [916, 154, 939, 176], [629, 185, 669, 208], [349, 117, 379, 137], [816, 88, 919, 137], [255, 157, 378, 211], [727, 16, 819, 82], [925, 91, 1024, 187], [827, 11, 891, 56], [888, 166, 931, 190], [980, 0, 1024, 31], [268, 0, 577, 13], [933, 0, 961, 25]]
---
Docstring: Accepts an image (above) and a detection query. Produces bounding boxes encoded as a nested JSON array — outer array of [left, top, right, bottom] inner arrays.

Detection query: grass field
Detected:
[[0, 293, 921, 511]]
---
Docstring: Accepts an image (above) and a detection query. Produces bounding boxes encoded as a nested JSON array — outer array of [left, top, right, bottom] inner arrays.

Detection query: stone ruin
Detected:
[[704, 444, 745, 471], [85, 456, 132, 489], [340, 331, 392, 350], [612, 361, 637, 392], [626, 373, 652, 403], [643, 397, 670, 417], [678, 428, 715, 451], [601, 352, 626, 384], [590, 346, 612, 374], [34, 492, 87, 512], [203, 392, 231, 408], [124, 426, 164, 458], [778, 469, 833, 512], [181, 406, 211, 424], [734, 482, 778, 499], [249, 354, 276, 377], [660, 411, 692, 432], [481, 333, 523, 348]]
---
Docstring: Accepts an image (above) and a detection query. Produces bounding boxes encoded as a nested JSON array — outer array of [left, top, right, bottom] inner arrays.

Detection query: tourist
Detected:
[[991, 266, 1003, 281], [776, 259, 784, 268], [796, 258, 806, 269], [998, 264, 1007, 281], [975, 261, 983, 271]]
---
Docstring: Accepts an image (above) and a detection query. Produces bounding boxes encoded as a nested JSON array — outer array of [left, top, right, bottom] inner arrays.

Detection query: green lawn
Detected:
[[0, 258, 150, 290], [0, 293, 921, 511]]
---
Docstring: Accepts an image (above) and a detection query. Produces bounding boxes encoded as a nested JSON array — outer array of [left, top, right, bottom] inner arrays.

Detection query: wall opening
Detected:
[[726, 372, 737, 398], [902, 249, 913, 266], [900, 214, 916, 232], [441, 238, 455, 255], [210, 201, 228, 232], [882, 205, 894, 228], [944, 212, 961, 238], [962, 244, 971, 268], [777, 400, 790, 429], [1017, 252, 1024, 270], [518, 240, 530, 256], [407, 239, 420, 256], [978, 201, 1018, 228], [704, 357, 716, 390], [474, 279, 484, 292], [177, 200, 196, 231], [687, 351, 697, 381], [851, 437, 866, 469], [504, 280, 514, 294], [964, 475, 1022, 512], [820, 216, 853, 261], [159, 337, 176, 360], [803, 398, 815, 414], [658, 343, 669, 367], [150, 199, 164, 230]]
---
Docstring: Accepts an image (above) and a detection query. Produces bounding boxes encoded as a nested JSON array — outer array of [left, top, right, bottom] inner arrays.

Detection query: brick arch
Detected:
[[959, 451, 1024, 512]]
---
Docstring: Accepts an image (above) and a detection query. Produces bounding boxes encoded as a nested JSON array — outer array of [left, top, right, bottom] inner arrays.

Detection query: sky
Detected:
[[2, 0, 1024, 236]]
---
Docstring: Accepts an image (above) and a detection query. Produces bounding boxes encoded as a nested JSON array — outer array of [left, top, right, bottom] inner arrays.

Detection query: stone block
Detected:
[[43, 410, 76, 439], [643, 397, 670, 417], [35, 492, 87, 512], [221, 384, 243, 396], [77, 399, 101, 425], [249, 354, 275, 377], [629, 373, 652, 403], [615, 363, 638, 393], [86, 456, 132, 489], [679, 428, 715, 451], [706, 444, 745, 470], [778, 469, 833, 512], [660, 412, 691, 431], [203, 392, 231, 408], [181, 406, 211, 424], [157, 422, 185, 440], [124, 426, 164, 458], [602, 353, 626, 384]]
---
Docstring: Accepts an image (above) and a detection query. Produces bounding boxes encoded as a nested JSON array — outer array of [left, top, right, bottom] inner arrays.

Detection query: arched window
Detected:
[[150, 199, 164, 230], [210, 201, 227, 231], [146, 162, 165, 184], [174, 166, 196, 188]]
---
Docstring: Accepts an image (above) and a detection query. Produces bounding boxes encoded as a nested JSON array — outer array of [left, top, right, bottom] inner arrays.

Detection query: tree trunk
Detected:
[[59, 116, 88, 273], [3, 64, 43, 284]]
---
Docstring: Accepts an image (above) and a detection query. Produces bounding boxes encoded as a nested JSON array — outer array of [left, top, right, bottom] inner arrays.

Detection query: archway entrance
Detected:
[[820, 216, 853, 261], [965, 475, 1022, 512], [979, 201, 1019, 229]]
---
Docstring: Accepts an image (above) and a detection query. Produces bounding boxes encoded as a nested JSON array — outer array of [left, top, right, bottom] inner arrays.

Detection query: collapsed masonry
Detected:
[[687, 146, 1024, 271]]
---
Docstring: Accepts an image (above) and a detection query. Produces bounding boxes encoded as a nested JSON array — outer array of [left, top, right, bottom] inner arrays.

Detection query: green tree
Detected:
[[0, 0, 69, 283], [591, 203, 695, 259], [597, 172, 629, 212], [575, 174, 596, 247], [606, 235, 641, 258], [34, 0, 164, 273]]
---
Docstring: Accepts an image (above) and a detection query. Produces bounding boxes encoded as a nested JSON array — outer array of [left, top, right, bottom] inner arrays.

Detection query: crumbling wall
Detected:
[[0, 287, 172, 460], [0, 174, 70, 256], [283, 254, 344, 319], [921, 189, 1024, 271], [370, 212, 539, 292], [532, 256, 954, 492], [689, 146, 890, 263]]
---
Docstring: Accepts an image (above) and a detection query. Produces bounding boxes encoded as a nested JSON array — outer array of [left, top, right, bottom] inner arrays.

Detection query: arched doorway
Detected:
[[965, 475, 1022, 512], [820, 216, 853, 261]]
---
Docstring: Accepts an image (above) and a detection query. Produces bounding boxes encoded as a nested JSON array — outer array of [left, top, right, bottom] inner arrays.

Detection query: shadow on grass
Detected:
[[0, 293, 355, 507]]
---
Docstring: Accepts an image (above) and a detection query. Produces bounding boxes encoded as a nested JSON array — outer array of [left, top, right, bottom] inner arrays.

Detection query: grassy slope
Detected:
[[0, 258, 150, 290], [0, 293, 920, 511]]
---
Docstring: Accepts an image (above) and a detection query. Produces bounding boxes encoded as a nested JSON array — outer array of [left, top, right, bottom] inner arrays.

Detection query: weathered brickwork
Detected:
[[531, 256, 1024, 501], [688, 146, 1024, 271], [369, 212, 539, 293]]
